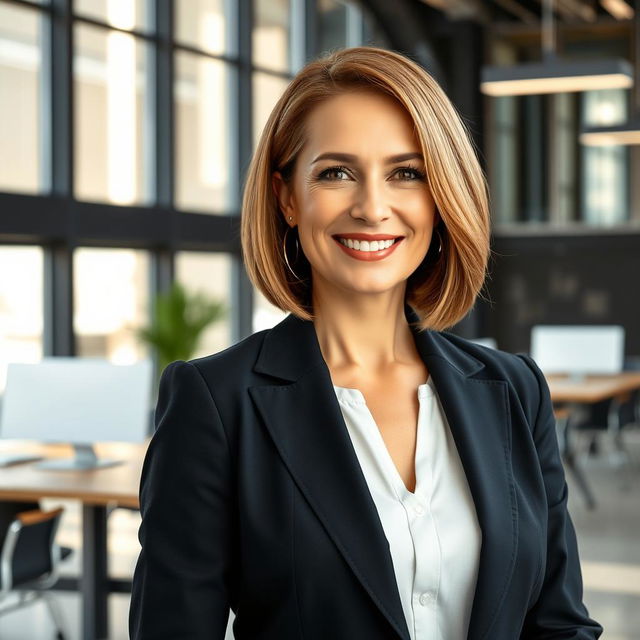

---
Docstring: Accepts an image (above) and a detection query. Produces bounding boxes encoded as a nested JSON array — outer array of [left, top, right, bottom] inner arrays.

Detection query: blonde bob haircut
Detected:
[[241, 46, 490, 331]]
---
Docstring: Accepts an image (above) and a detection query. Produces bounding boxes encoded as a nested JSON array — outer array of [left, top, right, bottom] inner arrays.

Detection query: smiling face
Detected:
[[272, 89, 439, 306]]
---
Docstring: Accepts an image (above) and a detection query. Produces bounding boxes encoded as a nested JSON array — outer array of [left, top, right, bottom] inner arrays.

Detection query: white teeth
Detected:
[[338, 237, 397, 252]]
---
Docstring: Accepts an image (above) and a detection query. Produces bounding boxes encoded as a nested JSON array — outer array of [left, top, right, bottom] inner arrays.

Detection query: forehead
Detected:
[[302, 90, 418, 151]]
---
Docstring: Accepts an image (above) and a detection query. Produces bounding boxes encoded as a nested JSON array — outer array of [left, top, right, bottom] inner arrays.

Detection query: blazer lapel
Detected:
[[249, 303, 517, 640]]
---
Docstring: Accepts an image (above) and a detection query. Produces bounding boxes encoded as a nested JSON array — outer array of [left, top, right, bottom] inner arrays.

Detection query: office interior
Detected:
[[1, 0, 639, 638]]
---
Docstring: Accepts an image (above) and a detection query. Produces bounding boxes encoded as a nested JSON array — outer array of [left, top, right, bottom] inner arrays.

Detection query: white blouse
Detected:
[[332, 376, 482, 640]]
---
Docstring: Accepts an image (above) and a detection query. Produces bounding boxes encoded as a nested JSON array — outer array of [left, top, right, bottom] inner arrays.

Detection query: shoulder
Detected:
[[180, 327, 271, 402]]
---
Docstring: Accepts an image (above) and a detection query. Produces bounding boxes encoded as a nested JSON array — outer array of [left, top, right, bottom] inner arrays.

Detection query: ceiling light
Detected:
[[600, 0, 634, 21], [481, 0, 633, 97], [481, 58, 633, 96]]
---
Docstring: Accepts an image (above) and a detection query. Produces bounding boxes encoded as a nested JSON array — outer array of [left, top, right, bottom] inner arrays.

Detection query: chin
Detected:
[[341, 279, 404, 295]]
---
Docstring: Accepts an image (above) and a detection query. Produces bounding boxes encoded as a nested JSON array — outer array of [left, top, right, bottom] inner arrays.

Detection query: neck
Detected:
[[311, 281, 416, 378]]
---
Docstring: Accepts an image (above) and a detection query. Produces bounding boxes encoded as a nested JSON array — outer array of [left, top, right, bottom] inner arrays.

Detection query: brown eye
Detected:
[[395, 167, 425, 181], [318, 166, 350, 181]]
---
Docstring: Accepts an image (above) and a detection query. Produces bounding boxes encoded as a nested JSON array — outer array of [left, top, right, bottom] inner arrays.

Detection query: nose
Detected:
[[349, 177, 390, 224]]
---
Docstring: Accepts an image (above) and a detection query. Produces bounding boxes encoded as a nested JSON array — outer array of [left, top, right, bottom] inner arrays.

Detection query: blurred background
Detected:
[[0, 0, 639, 638]]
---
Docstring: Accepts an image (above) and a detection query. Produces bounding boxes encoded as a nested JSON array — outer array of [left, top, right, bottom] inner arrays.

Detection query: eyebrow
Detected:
[[310, 151, 424, 165]]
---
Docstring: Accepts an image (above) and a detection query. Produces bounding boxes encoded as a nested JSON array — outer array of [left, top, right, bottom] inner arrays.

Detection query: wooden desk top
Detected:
[[546, 372, 640, 405], [0, 440, 149, 508]]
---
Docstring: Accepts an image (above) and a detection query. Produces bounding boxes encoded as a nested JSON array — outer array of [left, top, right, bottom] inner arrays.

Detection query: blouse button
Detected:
[[419, 591, 435, 606], [414, 503, 425, 516]]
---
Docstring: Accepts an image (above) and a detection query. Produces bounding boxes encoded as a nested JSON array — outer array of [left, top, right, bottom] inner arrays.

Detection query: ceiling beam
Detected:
[[489, 14, 632, 41], [489, 0, 539, 24], [418, 0, 492, 23]]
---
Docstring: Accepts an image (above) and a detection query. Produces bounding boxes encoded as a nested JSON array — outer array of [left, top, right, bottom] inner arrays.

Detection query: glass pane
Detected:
[[583, 88, 626, 127], [581, 89, 628, 225], [253, 0, 291, 73], [318, 0, 348, 53], [0, 246, 44, 393], [252, 71, 289, 151], [73, 247, 150, 362], [174, 251, 232, 358], [490, 96, 518, 224], [550, 93, 576, 224], [74, 0, 152, 32], [175, 51, 235, 214], [74, 23, 151, 205], [252, 287, 287, 332], [0, 3, 44, 194], [175, 0, 233, 56]]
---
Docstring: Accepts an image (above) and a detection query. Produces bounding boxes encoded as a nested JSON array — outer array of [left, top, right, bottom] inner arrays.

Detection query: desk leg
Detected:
[[556, 407, 597, 510], [81, 504, 109, 640]]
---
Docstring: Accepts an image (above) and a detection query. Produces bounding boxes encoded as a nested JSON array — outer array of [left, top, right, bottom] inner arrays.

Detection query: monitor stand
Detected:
[[36, 444, 123, 470]]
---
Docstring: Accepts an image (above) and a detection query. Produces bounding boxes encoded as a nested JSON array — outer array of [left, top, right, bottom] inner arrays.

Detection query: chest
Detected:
[[333, 370, 428, 495]]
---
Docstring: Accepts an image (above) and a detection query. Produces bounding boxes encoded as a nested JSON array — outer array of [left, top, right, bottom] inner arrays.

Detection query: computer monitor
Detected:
[[0, 358, 153, 470], [530, 325, 625, 376]]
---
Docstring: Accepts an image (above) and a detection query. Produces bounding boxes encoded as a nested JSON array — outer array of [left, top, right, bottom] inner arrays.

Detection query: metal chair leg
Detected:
[[556, 408, 597, 510], [605, 398, 637, 490], [42, 591, 68, 640]]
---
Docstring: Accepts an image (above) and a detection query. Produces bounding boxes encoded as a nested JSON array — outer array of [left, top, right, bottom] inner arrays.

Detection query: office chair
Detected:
[[571, 357, 640, 488], [0, 501, 73, 640]]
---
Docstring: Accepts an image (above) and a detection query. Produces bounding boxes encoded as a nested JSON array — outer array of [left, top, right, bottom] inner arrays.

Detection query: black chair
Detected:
[[0, 501, 73, 640]]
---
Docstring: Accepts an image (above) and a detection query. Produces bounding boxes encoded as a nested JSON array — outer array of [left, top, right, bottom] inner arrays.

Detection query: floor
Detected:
[[0, 429, 639, 639]]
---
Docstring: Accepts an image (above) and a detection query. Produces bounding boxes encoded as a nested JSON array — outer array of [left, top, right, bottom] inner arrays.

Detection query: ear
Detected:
[[272, 171, 296, 225]]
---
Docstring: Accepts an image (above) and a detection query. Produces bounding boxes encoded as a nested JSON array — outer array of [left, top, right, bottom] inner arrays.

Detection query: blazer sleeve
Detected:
[[129, 360, 236, 640], [516, 354, 603, 639]]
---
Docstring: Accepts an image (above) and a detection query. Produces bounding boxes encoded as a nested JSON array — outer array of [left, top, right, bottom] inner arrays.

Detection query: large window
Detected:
[[0, 0, 373, 377]]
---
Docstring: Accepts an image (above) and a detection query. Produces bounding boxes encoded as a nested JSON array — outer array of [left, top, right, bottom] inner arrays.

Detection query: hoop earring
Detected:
[[283, 225, 303, 281], [434, 228, 443, 255]]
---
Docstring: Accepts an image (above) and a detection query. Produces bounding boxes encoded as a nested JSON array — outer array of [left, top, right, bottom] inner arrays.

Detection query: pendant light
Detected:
[[580, 5, 640, 146], [480, 0, 634, 97]]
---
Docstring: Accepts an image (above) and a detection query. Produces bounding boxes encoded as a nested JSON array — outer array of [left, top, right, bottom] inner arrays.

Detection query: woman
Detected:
[[129, 46, 603, 640]]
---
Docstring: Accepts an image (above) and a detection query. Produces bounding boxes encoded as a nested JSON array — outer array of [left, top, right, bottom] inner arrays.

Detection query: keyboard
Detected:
[[0, 453, 44, 467]]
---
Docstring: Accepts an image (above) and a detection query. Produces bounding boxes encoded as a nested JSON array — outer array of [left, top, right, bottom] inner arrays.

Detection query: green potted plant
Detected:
[[136, 281, 228, 387]]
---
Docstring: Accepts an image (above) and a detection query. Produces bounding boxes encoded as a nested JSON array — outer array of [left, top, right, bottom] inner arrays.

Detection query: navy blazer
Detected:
[[129, 302, 603, 640]]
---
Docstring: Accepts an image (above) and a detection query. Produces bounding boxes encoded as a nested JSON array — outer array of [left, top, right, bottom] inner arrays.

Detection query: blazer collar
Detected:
[[249, 302, 516, 640]]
